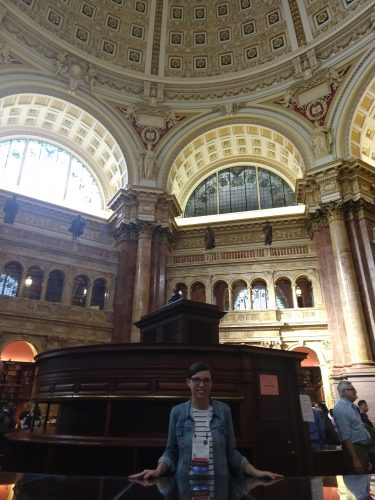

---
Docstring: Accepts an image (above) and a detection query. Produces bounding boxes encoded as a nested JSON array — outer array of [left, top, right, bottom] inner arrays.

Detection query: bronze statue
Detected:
[[3, 195, 19, 224], [204, 226, 215, 250], [69, 214, 85, 240], [263, 221, 272, 245]]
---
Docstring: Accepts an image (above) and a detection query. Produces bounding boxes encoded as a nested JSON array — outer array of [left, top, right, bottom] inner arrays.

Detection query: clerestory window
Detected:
[[0, 139, 102, 211], [184, 165, 295, 217]]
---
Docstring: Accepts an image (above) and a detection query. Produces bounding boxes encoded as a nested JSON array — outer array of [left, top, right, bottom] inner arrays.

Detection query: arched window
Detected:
[[213, 281, 229, 310], [45, 270, 64, 303], [275, 278, 293, 308], [90, 278, 107, 310], [22, 266, 43, 300], [191, 282, 206, 303], [0, 261, 23, 297], [0, 139, 102, 211], [233, 281, 249, 310], [251, 280, 268, 310], [296, 277, 314, 308], [71, 275, 89, 307], [184, 166, 295, 217]]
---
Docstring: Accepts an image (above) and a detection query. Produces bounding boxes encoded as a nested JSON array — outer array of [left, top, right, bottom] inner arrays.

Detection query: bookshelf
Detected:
[[0, 361, 35, 402]]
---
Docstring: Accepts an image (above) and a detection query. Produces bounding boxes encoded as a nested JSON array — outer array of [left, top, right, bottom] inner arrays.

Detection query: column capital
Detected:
[[297, 159, 375, 211], [112, 222, 138, 246], [108, 186, 181, 235]]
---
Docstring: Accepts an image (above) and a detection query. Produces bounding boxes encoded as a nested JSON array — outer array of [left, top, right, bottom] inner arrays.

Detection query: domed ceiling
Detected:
[[0, 0, 374, 216], [3, 0, 373, 103]]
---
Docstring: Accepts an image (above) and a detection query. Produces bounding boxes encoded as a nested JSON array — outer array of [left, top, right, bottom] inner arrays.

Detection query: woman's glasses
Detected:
[[190, 377, 212, 386]]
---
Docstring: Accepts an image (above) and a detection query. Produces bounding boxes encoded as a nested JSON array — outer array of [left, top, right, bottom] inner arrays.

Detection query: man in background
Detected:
[[357, 400, 374, 429], [333, 381, 371, 474]]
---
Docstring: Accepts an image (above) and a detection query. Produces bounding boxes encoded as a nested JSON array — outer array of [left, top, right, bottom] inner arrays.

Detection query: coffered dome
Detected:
[[3, 0, 374, 104]]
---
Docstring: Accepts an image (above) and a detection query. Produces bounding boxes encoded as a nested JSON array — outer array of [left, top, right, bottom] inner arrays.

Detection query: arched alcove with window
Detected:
[[22, 266, 43, 300], [295, 277, 314, 308], [45, 270, 64, 303], [71, 275, 89, 307], [0, 261, 23, 297], [275, 278, 293, 308], [232, 280, 249, 310], [91, 278, 107, 310], [191, 282, 206, 303], [213, 280, 229, 310], [251, 280, 268, 310]]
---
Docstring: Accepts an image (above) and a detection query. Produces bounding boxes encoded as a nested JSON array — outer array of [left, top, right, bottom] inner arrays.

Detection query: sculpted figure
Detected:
[[204, 226, 215, 250], [263, 221, 272, 246], [312, 121, 332, 159], [3, 196, 19, 224], [54, 52, 69, 76], [0, 43, 11, 65], [69, 214, 85, 240], [142, 144, 155, 179]]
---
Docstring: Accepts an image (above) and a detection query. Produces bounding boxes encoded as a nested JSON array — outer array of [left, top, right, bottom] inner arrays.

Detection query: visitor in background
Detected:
[[316, 402, 339, 445]]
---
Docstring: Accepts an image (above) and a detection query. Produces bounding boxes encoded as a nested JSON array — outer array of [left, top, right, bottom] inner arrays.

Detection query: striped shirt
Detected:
[[190, 406, 214, 476]]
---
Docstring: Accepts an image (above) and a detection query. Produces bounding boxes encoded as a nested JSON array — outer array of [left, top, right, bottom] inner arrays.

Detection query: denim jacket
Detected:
[[158, 399, 249, 478]]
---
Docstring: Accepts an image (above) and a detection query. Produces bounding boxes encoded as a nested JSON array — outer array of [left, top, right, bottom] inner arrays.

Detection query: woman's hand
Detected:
[[128, 462, 167, 481], [244, 462, 283, 480], [128, 469, 160, 480], [253, 469, 284, 480]]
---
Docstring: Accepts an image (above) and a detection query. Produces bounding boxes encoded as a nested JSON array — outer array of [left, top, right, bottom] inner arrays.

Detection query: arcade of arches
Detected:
[[0, 1, 375, 413]]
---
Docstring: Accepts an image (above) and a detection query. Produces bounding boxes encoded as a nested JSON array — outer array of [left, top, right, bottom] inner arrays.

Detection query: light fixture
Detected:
[[295, 286, 302, 297], [25, 276, 33, 287], [83, 288, 87, 296]]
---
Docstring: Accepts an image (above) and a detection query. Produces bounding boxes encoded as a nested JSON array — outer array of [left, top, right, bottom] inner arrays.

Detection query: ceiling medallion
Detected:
[[141, 127, 160, 145], [305, 99, 328, 121]]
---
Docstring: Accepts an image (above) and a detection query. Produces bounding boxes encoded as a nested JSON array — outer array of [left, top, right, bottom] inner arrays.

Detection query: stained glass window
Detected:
[[185, 165, 295, 217]]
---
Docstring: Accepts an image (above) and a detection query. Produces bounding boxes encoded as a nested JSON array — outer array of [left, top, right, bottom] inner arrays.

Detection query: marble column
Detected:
[[112, 223, 138, 343], [228, 286, 233, 310], [131, 222, 154, 342], [291, 284, 298, 309], [84, 283, 92, 308], [40, 276, 49, 301], [325, 202, 373, 367], [155, 228, 170, 309]]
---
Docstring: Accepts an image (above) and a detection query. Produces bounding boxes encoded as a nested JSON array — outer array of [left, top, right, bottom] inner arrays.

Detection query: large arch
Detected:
[[0, 77, 143, 208], [332, 49, 375, 163], [158, 111, 314, 208]]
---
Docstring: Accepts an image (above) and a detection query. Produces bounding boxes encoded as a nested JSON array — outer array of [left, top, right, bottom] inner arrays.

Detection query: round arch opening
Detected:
[[1, 340, 37, 362], [292, 346, 323, 404]]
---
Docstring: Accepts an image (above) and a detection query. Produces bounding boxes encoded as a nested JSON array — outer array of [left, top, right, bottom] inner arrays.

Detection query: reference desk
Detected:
[[0, 473, 373, 500]]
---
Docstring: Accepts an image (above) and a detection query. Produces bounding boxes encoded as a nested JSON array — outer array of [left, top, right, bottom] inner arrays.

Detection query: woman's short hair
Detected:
[[187, 362, 212, 379]]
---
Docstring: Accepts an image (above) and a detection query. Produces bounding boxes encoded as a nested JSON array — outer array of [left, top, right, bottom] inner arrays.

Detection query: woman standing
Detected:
[[129, 362, 282, 480]]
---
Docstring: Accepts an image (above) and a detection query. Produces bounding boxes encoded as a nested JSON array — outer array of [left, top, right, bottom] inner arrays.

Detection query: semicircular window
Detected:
[[0, 139, 102, 211], [184, 166, 295, 217]]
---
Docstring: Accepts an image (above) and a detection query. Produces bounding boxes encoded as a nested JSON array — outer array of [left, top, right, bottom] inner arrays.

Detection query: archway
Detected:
[[292, 347, 324, 404], [1, 340, 36, 362], [0, 341, 37, 417]]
